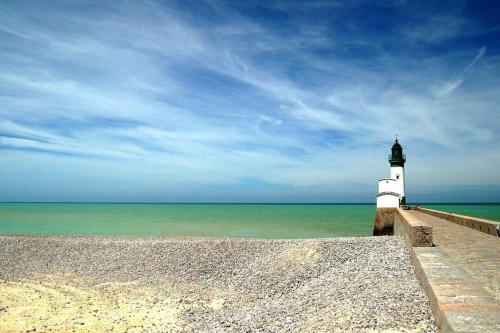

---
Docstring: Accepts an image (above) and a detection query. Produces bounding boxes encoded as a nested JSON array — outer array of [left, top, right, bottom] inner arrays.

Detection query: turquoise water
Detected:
[[421, 203, 500, 222], [1, 203, 498, 239], [0, 203, 376, 239]]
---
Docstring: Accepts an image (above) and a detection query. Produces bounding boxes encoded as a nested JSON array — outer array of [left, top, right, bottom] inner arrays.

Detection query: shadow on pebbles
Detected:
[[0, 235, 436, 332]]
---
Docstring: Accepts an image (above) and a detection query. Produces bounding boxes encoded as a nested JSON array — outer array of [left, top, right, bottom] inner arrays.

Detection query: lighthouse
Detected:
[[376, 139, 406, 208]]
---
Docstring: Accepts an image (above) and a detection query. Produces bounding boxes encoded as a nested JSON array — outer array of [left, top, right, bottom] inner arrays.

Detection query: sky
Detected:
[[1, 0, 499, 203]]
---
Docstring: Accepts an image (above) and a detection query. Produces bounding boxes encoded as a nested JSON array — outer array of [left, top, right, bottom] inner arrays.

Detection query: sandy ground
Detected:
[[0, 274, 192, 332]]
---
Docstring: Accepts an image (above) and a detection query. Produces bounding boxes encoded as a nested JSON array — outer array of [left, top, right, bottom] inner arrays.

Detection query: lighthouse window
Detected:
[[396, 175, 400, 179]]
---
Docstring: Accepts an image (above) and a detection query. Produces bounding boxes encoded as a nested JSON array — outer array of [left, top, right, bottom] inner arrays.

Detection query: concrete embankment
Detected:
[[0, 235, 436, 333]]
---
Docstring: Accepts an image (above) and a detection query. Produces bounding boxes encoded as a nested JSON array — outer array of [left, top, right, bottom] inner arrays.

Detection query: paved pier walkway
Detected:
[[408, 210, 500, 301], [402, 209, 500, 332]]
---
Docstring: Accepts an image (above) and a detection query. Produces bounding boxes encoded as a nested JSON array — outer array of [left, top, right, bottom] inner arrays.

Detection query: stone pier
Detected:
[[374, 207, 500, 332]]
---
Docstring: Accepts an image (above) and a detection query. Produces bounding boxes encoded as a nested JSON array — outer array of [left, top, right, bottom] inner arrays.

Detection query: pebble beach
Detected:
[[0, 235, 436, 332]]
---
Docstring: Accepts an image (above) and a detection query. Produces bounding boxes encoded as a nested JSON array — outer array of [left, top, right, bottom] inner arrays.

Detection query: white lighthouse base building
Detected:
[[376, 140, 406, 208], [377, 179, 402, 208]]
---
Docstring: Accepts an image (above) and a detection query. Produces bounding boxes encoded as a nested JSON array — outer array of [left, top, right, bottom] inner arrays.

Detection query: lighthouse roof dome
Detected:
[[389, 139, 405, 167], [392, 139, 402, 149]]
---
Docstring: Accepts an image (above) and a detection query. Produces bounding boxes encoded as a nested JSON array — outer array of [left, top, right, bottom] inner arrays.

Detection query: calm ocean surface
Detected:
[[0, 203, 499, 239]]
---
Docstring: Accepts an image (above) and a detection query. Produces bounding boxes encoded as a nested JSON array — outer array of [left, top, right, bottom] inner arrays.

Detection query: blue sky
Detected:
[[1, 0, 499, 203]]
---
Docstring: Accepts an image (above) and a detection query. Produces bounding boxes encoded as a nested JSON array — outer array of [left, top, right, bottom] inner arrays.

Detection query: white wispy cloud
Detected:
[[462, 46, 487, 74], [433, 46, 487, 98]]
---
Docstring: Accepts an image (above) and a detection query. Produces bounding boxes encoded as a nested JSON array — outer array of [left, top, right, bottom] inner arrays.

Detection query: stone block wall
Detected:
[[373, 208, 396, 236]]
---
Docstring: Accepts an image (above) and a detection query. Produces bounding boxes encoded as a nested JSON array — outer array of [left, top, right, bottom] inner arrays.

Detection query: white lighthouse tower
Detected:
[[376, 139, 406, 208]]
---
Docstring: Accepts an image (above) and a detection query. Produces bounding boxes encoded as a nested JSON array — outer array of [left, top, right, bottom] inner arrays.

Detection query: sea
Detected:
[[0, 203, 499, 239]]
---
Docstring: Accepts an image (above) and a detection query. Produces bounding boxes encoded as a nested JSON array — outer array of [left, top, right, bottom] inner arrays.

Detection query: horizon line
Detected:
[[1, 202, 499, 205]]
